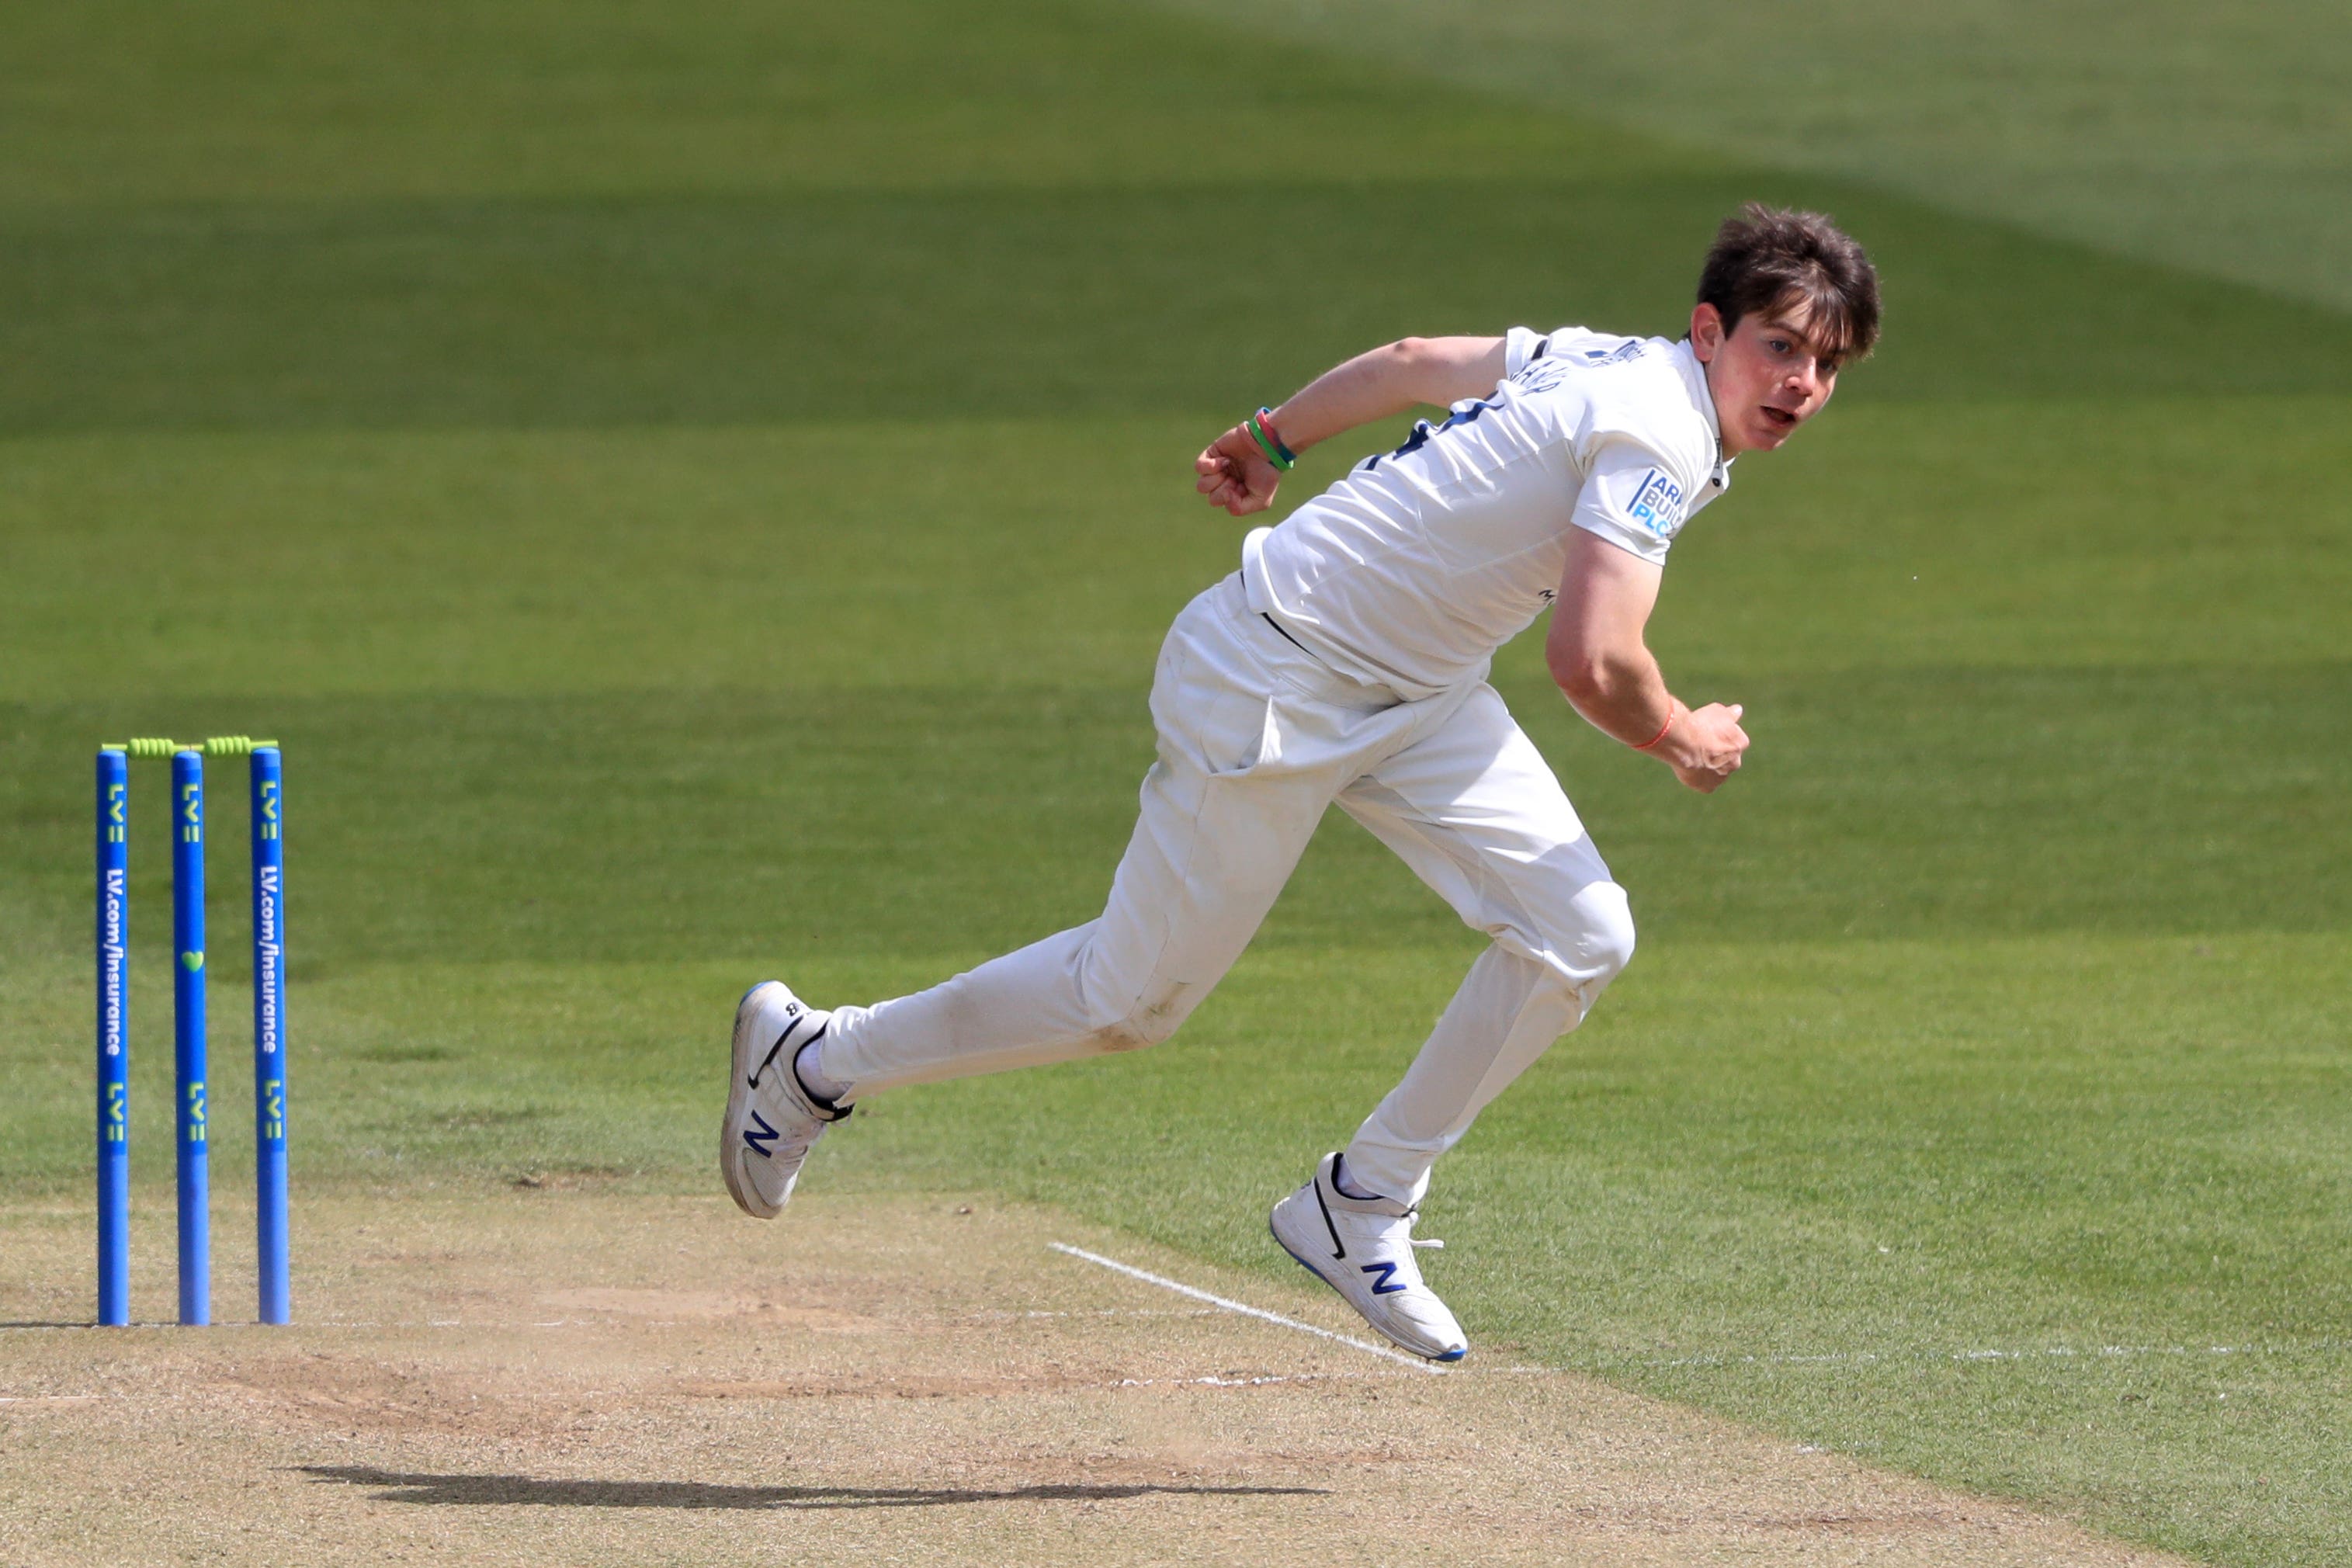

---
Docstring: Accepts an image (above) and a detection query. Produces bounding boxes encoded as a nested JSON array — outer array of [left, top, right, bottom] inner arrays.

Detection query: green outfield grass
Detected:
[[2, 2, 2347, 1565], [1161, 0, 2352, 314]]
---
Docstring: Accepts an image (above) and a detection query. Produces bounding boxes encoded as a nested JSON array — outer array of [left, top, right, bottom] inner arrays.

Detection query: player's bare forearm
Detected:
[[1268, 337, 1507, 453], [1552, 640, 1674, 745], [1195, 336, 1505, 516], [1547, 531, 1749, 792]]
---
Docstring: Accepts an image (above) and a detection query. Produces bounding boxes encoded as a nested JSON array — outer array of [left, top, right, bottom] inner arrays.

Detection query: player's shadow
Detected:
[[297, 1465, 1327, 1511]]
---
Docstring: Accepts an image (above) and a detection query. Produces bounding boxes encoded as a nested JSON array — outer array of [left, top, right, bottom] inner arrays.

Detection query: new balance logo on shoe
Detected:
[[724, 982, 845, 1222], [1268, 1153, 1468, 1361], [742, 1111, 779, 1159]]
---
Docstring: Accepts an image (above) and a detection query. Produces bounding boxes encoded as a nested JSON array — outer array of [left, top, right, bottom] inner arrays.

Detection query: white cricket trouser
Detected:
[[822, 574, 1635, 1204]]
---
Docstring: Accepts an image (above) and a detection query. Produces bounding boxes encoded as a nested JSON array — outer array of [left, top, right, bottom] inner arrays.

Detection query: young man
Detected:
[[723, 205, 1881, 1362]]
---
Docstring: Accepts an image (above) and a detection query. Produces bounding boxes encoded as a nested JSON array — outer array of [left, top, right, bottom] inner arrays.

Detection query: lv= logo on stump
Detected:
[[94, 737, 291, 1327]]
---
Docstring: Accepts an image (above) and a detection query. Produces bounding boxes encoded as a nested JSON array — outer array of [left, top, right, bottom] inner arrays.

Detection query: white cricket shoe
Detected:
[[1268, 1152, 1467, 1362], [720, 981, 850, 1219]]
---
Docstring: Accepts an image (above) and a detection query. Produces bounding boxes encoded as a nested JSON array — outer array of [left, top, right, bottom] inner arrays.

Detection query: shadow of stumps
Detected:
[[297, 1465, 1327, 1511]]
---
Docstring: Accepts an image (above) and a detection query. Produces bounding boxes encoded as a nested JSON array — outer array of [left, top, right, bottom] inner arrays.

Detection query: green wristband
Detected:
[[1246, 415, 1296, 472]]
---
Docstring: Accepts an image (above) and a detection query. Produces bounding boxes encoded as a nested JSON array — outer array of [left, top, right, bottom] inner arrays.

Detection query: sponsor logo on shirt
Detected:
[[1580, 339, 1646, 366], [1626, 469, 1684, 536], [1516, 358, 1573, 393]]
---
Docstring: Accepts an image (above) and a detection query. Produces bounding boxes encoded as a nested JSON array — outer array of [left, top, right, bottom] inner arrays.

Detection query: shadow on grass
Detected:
[[297, 1465, 1327, 1511]]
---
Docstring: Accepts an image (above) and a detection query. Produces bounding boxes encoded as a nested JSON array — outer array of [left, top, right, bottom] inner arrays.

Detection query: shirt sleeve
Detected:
[[1569, 439, 1693, 566], [1503, 326, 1551, 379]]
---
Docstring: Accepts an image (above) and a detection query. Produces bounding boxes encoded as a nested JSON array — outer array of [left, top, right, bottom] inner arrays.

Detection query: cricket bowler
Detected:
[[723, 203, 1882, 1362]]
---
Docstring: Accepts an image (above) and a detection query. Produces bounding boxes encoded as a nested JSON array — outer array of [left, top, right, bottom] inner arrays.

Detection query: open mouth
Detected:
[[1760, 406, 1799, 432]]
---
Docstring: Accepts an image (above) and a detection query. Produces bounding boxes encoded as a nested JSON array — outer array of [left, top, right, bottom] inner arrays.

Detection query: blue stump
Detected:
[[250, 747, 290, 1324], [95, 750, 130, 1326], [172, 748, 210, 1327]]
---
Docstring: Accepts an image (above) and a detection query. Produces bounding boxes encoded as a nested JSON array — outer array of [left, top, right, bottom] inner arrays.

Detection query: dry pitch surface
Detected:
[[3, 1190, 2187, 1566]]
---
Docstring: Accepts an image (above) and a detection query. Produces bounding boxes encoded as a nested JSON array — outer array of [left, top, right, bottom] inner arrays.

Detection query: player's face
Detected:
[[1691, 299, 1840, 456]]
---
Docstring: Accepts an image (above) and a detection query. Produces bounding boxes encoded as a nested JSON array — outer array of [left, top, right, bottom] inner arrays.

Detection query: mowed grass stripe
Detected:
[[1147, 0, 2352, 314], [9, 931, 2345, 1255], [2, 657, 2345, 981], [3, 401, 2347, 703], [0, 0, 1671, 205], [5, 182, 2350, 437]]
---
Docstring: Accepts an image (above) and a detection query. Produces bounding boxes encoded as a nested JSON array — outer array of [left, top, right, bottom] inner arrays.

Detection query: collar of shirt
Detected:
[[1671, 338, 1735, 492]]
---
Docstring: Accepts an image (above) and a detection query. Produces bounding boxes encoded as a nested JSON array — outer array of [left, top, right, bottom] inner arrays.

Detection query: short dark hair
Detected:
[[1698, 204, 1881, 364]]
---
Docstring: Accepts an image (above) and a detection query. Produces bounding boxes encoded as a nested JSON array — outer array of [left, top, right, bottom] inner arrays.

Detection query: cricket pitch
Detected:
[[2, 1189, 2188, 1566]]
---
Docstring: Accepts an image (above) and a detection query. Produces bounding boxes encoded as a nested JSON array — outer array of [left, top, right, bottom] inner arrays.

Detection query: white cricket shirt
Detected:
[[1241, 327, 1733, 699]]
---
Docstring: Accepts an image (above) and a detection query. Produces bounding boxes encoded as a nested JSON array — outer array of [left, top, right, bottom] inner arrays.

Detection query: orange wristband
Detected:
[[1631, 703, 1678, 751]]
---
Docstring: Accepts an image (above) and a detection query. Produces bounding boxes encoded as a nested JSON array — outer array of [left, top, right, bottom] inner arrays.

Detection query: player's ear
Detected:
[[1689, 303, 1726, 361]]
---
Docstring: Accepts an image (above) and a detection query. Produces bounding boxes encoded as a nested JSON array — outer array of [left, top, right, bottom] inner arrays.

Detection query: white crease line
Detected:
[[1111, 1371, 1405, 1389], [1001, 1309, 1225, 1320], [1048, 1242, 1443, 1374]]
